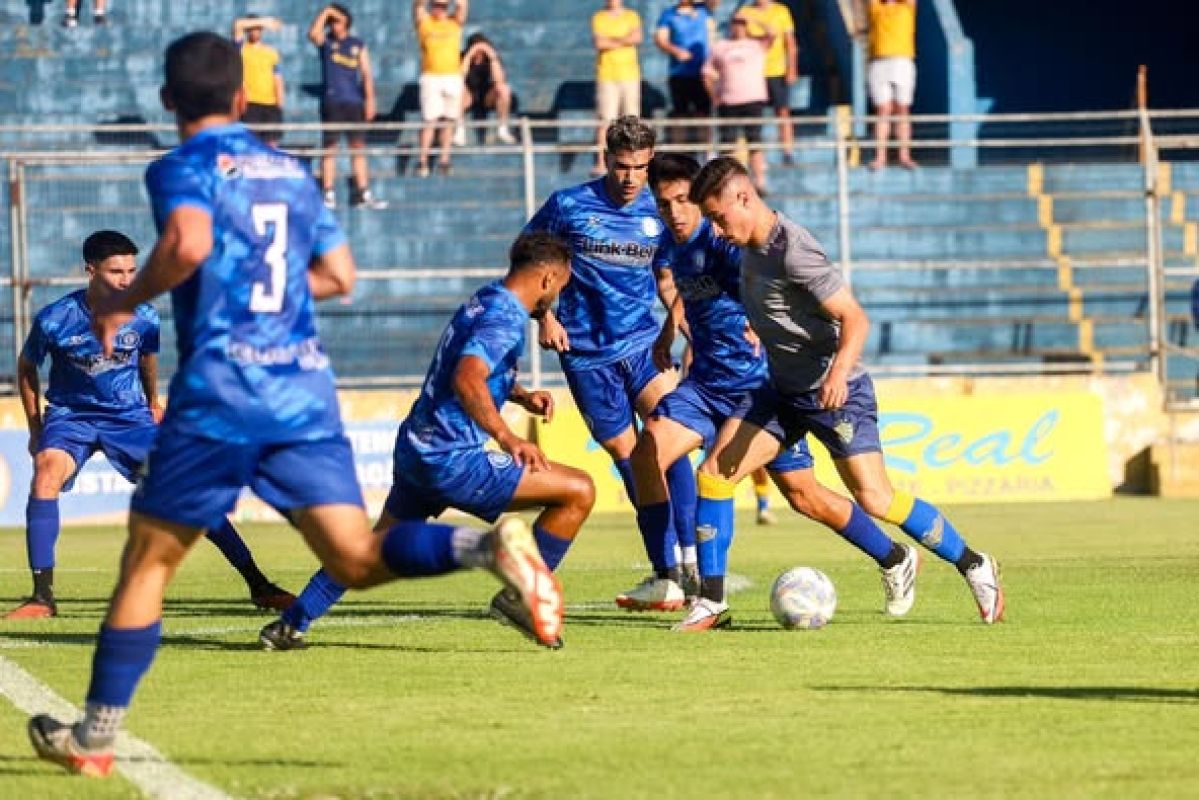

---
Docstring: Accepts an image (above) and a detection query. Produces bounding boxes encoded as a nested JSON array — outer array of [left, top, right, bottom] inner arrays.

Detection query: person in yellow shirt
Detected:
[[857, 0, 918, 169], [592, 0, 644, 176], [414, 0, 469, 177], [739, 0, 799, 165], [232, 15, 285, 145]]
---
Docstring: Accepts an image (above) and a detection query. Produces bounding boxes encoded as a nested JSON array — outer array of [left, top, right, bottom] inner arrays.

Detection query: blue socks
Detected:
[[615, 458, 637, 504], [695, 473, 737, 579], [380, 521, 460, 577], [884, 492, 967, 563], [838, 504, 897, 563], [666, 457, 697, 551], [283, 569, 346, 633], [205, 518, 253, 571], [86, 621, 162, 708], [533, 525, 572, 571], [25, 497, 59, 572], [635, 502, 674, 575]]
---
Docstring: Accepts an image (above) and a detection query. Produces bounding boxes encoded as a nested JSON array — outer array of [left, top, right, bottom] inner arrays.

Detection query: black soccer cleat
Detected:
[[259, 619, 307, 651]]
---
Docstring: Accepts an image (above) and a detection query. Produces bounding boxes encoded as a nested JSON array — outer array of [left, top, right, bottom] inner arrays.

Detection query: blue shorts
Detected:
[[563, 347, 661, 443], [735, 375, 882, 460], [38, 407, 156, 491], [653, 378, 813, 473], [387, 447, 525, 523], [132, 426, 364, 529]]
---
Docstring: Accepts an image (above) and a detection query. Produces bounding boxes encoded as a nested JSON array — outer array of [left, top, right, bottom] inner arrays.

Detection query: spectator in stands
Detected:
[[62, 0, 106, 28], [414, 0, 469, 177], [454, 33, 516, 147], [591, 0, 644, 176], [654, 0, 716, 148], [232, 15, 285, 146], [739, 0, 799, 166], [309, 4, 388, 209], [857, 0, 918, 170], [704, 13, 773, 194]]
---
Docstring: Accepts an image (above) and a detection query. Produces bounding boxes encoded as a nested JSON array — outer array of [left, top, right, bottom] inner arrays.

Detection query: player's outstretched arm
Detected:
[[455, 355, 550, 471], [138, 353, 164, 423], [16, 355, 43, 456], [308, 242, 357, 300], [510, 383, 555, 423], [536, 309, 571, 352], [818, 286, 870, 410]]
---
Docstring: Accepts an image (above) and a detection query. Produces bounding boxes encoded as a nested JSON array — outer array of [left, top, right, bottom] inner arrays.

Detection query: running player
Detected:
[[258, 232, 591, 651], [628, 154, 918, 630], [687, 156, 1004, 625], [7, 229, 292, 620], [523, 115, 700, 606], [26, 32, 562, 779]]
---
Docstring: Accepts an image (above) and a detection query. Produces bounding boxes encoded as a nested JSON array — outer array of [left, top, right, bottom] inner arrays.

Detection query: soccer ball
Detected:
[[770, 567, 837, 630]]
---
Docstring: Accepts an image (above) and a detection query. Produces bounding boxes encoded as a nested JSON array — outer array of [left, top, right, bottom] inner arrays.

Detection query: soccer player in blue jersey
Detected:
[[524, 115, 700, 611], [635, 154, 920, 630], [688, 156, 1005, 625], [27, 32, 562, 779], [259, 232, 592, 651], [6, 229, 293, 620]]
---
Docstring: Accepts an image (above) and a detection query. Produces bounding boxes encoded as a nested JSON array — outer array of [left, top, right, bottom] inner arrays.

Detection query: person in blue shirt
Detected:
[[27, 32, 562, 780], [523, 115, 699, 609], [632, 154, 920, 631], [653, 0, 716, 148], [308, 3, 387, 210], [6, 229, 293, 621], [259, 232, 592, 651]]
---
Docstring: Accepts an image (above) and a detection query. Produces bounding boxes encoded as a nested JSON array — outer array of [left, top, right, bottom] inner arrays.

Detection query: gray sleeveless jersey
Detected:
[[740, 212, 865, 394]]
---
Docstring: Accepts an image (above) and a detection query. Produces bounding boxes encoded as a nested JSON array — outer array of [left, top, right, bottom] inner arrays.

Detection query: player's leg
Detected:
[[204, 518, 295, 610], [751, 466, 775, 525]]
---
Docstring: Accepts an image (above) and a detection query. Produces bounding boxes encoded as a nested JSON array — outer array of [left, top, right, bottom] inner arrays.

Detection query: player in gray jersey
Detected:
[[686, 156, 1004, 625]]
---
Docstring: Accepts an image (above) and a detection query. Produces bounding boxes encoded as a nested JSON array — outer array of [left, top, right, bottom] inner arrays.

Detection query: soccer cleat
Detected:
[[250, 583, 296, 612], [614, 576, 686, 612], [350, 189, 388, 210], [484, 517, 564, 648], [322, 189, 336, 210], [672, 597, 732, 631], [756, 507, 778, 526], [259, 619, 308, 651], [965, 553, 1005, 624], [28, 715, 114, 778], [880, 543, 920, 617], [4, 597, 58, 620], [489, 588, 563, 649]]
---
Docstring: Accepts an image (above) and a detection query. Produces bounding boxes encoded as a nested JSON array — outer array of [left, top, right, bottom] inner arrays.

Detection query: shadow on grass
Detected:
[[815, 684, 1199, 704]]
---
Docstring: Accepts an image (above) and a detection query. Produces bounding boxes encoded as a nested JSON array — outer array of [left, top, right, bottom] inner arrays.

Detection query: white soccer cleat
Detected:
[[880, 543, 920, 616], [614, 576, 686, 611], [965, 553, 1005, 624], [672, 597, 732, 631], [486, 517, 564, 647], [756, 507, 778, 526]]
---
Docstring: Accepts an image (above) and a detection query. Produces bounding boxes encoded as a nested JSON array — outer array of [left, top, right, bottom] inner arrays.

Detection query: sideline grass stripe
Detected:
[[0, 654, 234, 800]]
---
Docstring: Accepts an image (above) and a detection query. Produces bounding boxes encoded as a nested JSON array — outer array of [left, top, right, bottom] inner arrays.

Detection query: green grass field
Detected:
[[1, 498, 1197, 799]]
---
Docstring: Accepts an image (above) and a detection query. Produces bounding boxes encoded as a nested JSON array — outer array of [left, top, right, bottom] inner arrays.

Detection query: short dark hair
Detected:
[[82, 230, 138, 265], [648, 153, 701, 193], [689, 156, 750, 204], [605, 115, 656, 154], [330, 3, 353, 27], [164, 32, 243, 123], [509, 232, 571, 274]]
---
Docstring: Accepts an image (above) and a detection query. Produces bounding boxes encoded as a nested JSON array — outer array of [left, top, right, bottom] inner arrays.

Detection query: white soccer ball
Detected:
[[770, 567, 837, 630]]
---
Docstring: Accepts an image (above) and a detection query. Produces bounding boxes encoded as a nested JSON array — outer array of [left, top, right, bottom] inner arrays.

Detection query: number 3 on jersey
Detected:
[[250, 203, 288, 313]]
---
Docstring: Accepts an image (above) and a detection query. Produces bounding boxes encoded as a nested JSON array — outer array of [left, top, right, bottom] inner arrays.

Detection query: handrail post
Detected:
[[834, 106, 853, 285], [1137, 67, 1165, 392], [519, 116, 543, 389]]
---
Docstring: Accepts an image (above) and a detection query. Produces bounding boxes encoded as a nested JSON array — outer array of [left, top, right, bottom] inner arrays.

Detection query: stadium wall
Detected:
[[0, 374, 1176, 528]]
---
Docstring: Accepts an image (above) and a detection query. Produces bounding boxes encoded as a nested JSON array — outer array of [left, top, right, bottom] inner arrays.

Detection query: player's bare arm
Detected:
[[454, 355, 550, 471], [818, 285, 870, 410], [138, 353, 164, 424], [308, 242, 357, 300], [537, 309, 571, 352], [510, 383, 555, 423], [17, 355, 43, 456]]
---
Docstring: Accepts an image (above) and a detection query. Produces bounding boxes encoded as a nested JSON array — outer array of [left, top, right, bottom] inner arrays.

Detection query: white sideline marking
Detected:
[[0, 655, 234, 800]]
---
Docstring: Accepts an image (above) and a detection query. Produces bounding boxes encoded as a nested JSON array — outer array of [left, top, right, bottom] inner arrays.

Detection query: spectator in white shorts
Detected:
[[591, 0, 643, 176], [857, 0, 917, 169], [414, 0, 468, 176]]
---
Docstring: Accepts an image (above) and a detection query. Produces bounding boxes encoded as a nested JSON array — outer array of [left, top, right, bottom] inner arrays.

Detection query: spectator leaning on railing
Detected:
[[591, 0, 644, 176], [856, 0, 918, 170], [414, 0, 469, 177], [232, 14, 285, 145], [739, 0, 799, 166], [655, 0, 717, 149], [309, 3, 388, 209], [704, 13, 773, 195], [456, 33, 516, 147]]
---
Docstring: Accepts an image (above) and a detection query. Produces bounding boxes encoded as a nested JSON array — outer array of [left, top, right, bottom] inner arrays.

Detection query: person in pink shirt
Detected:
[[703, 13, 774, 194]]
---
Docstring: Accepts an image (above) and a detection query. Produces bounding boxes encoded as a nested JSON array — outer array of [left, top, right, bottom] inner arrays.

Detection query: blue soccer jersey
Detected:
[[21, 289, 159, 415], [397, 281, 528, 458], [654, 219, 767, 393], [144, 123, 346, 444], [524, 178, 664, 371]]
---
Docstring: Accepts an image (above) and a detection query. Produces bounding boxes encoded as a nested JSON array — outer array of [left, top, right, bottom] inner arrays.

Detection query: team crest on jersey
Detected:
[[641, 217, 661, 237], [487, 451, 514, 469], [834, 418, 855, 445], [217, 154, 240, 179], [116, 329, 141, 350]]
